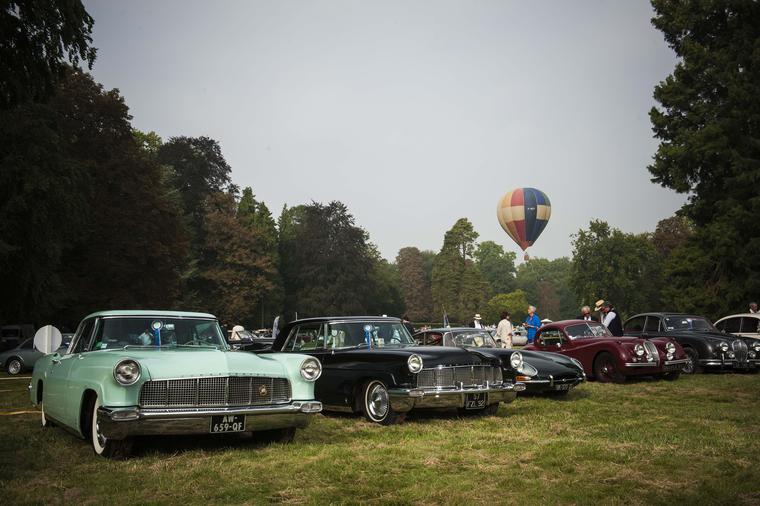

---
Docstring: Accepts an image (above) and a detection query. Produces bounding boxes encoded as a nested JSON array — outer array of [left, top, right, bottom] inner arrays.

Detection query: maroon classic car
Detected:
[[524, 320, 688, 383]]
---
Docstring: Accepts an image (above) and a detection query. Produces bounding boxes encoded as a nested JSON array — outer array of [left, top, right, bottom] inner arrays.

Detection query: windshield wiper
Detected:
[[175, 343, 220, 349]]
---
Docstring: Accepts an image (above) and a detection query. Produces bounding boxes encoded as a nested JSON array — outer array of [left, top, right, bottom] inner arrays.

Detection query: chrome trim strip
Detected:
[[101, 401, 322, 420]]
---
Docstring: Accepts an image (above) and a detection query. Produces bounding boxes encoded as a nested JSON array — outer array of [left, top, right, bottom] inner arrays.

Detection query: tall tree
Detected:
[[571, 220, 660, 318], [652, 215, 694, 258], [649, 1, 760, 316], [431, 218, 489, 323], [157, 136, 235, 253], [515, 257, 576, 320], [396, 247, 433, 321], [237, 187, 283, 327], [278, 201, 392, 317], [484, 290, 530, 325], [195, 192, 276, 326], [474, 241, 517, 295], [0, 69, 187, 325], [1, 0, 96, 109]]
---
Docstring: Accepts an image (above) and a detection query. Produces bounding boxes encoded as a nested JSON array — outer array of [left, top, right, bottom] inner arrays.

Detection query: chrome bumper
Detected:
[[97, 401, 322, 440], [625, 358, 688, 368], [387, 382, 524, 412], [699, 358, 756, 368], [522, 374, 584, 390]]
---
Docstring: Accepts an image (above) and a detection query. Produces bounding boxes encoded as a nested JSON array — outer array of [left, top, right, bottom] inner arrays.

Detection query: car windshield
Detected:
[[663, 316, 716, 332], [565, 322, 612, 339], [326, 321, 415, 349], [92, 317, 227, 349], [444, 331, 497, 348]]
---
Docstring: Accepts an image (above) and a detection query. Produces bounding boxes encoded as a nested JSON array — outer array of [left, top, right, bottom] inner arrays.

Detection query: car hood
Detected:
[[338, 346, 496, 367], [476, 348, 583, 376], [98, 348, 287, 380]]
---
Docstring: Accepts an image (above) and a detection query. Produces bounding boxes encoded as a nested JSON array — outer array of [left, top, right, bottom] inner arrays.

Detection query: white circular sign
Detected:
[[33, 325, 62, 355]]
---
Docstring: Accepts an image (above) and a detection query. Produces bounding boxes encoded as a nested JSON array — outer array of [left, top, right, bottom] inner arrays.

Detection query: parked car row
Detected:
[[24, 309, 758, 460]]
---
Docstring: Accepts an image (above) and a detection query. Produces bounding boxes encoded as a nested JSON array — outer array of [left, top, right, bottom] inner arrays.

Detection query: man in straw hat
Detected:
[[470, 314, 483, 329], [596, 299, 623, 336]]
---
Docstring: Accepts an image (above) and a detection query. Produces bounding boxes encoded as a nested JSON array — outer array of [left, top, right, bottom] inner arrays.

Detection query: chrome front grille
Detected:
[[139, 376, 291, 408], [417, 365, 503, 388], [643, 341, 659, 363], [733, 340, 748, 363]]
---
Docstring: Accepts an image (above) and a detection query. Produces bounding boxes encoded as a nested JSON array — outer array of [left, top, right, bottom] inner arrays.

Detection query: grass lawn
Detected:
[[1, 373, 759, 505]]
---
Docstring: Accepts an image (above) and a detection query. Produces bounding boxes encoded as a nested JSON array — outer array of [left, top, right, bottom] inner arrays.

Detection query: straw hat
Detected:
[[594, 299, 605, 311]]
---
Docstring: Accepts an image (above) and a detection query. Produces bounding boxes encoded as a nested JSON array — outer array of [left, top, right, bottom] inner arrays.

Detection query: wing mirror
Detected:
[[33, 325, 62, 354]]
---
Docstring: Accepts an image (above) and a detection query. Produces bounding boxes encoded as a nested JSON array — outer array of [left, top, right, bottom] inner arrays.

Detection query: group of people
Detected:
[[485, 299, 625, 349]]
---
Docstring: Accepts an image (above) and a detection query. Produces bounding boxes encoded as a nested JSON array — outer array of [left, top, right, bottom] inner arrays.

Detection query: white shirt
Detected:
[[473, 320, 482, 329], [603, 311, 617, 327], [495, 319, 513, 348], [750, 308, 758, 314]]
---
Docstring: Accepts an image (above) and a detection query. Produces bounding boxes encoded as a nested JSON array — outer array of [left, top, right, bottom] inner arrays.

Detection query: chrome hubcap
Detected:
[[367, 383, 389, 420], [8, 360, 20, 374]]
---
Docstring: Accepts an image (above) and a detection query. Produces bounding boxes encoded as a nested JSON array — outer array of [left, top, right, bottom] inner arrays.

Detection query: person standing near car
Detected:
[[470, 314, 484, 329], [597, 300, 623, 336], [401, 315, 415, 336], [495, 312, 513, 348], [750, 302, 758, 314], [523, 306, 541, 344], [575, 306, 597, 322]]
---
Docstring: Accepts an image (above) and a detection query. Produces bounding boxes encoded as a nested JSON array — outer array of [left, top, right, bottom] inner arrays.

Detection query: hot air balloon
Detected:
[[496, 187, 551, 261]]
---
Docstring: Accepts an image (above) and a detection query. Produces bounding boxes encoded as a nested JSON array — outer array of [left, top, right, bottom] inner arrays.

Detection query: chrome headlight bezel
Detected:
[[510, 351, 523, 370], [665, 342, 676, 354], [752, 342, 760, 352], [407, 354, 423, 374], [300, 357, 322, 382], [113, 359, 141, 386], [634, 344, 645, 357], [718, 342, 729, 352], [517, 362, 538, 377]]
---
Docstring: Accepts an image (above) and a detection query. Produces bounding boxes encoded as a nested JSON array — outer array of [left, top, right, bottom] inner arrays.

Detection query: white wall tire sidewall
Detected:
[[41, 401, 48, 427], [364, 380, 389, 423], [91, 397, 106, 455]]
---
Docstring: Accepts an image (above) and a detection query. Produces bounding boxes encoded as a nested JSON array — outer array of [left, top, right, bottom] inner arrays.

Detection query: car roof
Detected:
[[715, 313, 760, 321], [83, 310, 217, 319], [421, 327, 483, 333], [285, 316, 402, 325], [628, 312, 708, 319]]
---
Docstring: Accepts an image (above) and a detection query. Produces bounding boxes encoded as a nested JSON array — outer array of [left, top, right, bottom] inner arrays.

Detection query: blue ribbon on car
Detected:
[[364, 326, 372, 349]]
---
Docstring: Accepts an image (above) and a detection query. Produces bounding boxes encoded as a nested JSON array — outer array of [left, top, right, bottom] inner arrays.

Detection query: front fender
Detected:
[[257, 353, 318, 401]]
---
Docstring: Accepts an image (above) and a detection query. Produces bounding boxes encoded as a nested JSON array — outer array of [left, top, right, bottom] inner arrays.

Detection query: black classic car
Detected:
[[414, 328, 585, 395], [623, 313, 760, 373], [266, 316, 526, 424]]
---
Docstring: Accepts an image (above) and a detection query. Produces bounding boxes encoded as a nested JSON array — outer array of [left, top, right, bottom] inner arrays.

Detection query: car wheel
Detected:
[[360, 380, 405, 425], [593, 352, 626, 383], [256, 427, 296, 444], [6, 357, 22, 375], [89, 396, 133, 459], [682, 348, 702, 374]]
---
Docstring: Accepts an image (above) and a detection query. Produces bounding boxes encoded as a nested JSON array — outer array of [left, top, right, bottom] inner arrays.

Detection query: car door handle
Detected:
[[51, 358, 61, 364]]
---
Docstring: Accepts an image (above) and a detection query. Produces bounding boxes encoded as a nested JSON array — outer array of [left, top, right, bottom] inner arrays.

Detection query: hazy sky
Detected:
[[85, 0, 685, 261]]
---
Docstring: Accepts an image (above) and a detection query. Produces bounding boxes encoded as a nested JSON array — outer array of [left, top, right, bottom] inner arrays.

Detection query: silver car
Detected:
[[0, 334, 72, 375]]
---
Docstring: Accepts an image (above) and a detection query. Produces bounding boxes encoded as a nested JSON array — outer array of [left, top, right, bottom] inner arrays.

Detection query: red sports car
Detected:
[[524, 320, 688, 382]]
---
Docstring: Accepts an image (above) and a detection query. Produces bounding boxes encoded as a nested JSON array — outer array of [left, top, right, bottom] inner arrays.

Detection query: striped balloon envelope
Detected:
[[496, 187, 551, 259]]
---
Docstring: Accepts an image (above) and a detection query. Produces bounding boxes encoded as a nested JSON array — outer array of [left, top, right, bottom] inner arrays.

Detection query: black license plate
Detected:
[[554, 383, 573, 391], [464, 392, 488, 409], [664, 364, 682, 372], [210, 414, 246, 433]]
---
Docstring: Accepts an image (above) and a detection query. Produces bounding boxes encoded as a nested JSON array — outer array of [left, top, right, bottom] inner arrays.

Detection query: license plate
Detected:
[[554, 383, 572, 391], [210, 414, 246, 433], [464, 392, 488, 409]]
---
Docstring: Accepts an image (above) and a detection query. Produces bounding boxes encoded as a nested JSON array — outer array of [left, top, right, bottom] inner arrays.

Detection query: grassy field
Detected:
[[1, 373, 759, 505]]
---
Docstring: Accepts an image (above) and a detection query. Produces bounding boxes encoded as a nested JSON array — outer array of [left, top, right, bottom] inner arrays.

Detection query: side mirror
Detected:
[[33, 325, 62, 355]]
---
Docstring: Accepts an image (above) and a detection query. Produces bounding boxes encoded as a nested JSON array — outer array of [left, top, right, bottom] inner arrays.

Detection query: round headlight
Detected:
[[510, 351, 523, 370], [300, 357, 322, 381], [113, 359, 141, 386], [719, 342, 729, 352], [665, 342, 675, 354], [753, 342, 760, 352], [749, 351, 756, 359], [407, 354, 423, 374], [518, 362, 538, 377], [727, 351, 735, 359], [634, 344, 645, 357]]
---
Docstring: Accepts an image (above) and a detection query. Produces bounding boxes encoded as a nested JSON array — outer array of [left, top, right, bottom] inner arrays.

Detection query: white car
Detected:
[[714, 313, 760, 341]]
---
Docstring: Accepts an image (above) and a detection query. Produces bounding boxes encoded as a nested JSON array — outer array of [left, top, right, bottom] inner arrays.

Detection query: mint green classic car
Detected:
[[30, 310, 322, 459]]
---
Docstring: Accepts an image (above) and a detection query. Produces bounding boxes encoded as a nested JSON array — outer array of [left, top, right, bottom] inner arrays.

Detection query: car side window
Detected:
[[625, 316, 645, 332], [644, 317, 661, 333], [741, 317, 759, 334], [720, 317, 741, 334], [72, 318, 96, 354], [285, 323, 324, 351], [539, 329, 562, 346]]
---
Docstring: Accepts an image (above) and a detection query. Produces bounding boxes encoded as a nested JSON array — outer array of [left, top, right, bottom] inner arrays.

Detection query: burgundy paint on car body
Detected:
[[524, 320, 688, 382]]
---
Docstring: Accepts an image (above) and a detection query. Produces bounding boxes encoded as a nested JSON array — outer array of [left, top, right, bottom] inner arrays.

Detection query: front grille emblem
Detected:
[[258, 385, 268, 397]]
